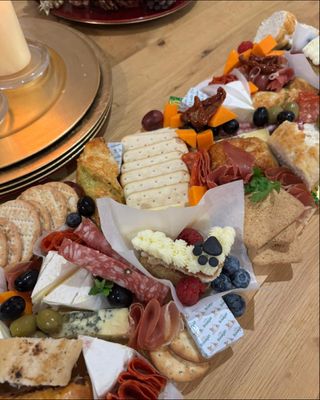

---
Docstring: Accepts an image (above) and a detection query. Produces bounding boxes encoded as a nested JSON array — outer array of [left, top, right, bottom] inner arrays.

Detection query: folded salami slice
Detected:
[[58, 239, 169, 304], [127, 357, 167, 392], [118, 380, 158, 400]]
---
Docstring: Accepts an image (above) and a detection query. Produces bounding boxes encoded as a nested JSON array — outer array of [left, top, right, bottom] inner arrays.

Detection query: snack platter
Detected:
[[0, 11, 319, 399]]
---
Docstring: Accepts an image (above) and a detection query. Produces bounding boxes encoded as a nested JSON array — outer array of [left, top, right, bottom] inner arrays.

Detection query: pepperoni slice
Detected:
[[40, 230, 83, 253], [297, 91, 320, 123]]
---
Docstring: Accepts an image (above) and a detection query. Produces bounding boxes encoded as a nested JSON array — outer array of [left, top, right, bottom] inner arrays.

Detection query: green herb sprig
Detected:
[[89, 279, 113, 297], [245, 167, 281, 203]]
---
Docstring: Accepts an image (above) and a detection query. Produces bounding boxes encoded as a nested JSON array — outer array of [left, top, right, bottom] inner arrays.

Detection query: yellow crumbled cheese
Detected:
[[132, 227, 236, 277]]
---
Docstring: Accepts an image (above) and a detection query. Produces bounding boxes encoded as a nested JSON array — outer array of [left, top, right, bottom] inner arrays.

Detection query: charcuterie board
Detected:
[[0, 9, 319, 400]]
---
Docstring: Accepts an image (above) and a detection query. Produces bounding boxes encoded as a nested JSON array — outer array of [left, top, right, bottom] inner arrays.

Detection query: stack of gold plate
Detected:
[[0, 18, 112, 197]]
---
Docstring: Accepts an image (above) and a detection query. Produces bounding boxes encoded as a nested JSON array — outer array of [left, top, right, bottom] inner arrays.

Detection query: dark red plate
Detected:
[[51, 0, 193, 25]]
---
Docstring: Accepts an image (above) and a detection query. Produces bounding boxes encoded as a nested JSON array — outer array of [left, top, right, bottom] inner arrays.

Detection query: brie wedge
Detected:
[[31, 251, 79, 307], [81, 335, 134, 398]]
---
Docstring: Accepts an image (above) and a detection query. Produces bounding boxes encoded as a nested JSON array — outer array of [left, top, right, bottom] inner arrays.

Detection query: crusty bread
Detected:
[[254, 11, 297, 48], [0, 338, 82, 387], [268, 121, 319, 190]]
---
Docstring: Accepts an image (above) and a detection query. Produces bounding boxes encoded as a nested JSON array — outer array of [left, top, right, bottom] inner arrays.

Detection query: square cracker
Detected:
[[244, 189, 305, 251]]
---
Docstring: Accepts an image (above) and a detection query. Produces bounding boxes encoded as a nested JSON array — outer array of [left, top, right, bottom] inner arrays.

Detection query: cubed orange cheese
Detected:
[[176, 129, 197, 148], [252, 35, 277, 57], [197, 129, 214, 150], [248, 81, 259, 94], [163, 103, 178, 127], [240, 48, 252, 60], [223, 49, 240, 75], [170, 113, 183, 128], [189, 186, 207, 206], [266, 49, 285, 57], [208, 106, 237, 127]]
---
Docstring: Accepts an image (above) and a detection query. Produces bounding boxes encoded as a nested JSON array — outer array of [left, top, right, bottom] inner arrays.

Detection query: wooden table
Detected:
[[15, 1, 320, 399]]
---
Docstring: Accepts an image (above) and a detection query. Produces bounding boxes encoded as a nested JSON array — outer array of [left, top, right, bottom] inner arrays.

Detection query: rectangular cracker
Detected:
[[121, 128, 177, 151], [121, 151, 185, 173]]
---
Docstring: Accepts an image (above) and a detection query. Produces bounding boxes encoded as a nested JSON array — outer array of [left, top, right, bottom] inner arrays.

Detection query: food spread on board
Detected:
[[0, 10, 319, 399]]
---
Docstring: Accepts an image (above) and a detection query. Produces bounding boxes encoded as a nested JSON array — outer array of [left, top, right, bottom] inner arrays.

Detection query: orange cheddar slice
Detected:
[[170, 113, 183, 128], [266, 49, 285, 57], [197, 129, 214, 150], [189, 186, 207, 206], [252, 35, 277, 57], [163, 103, 178, 127], [208, 106, 237, 127], [223, 49, 239, 75], [248, 81, 259, 94], [240, 48, 252, 60], [176, 129, 197, 148]]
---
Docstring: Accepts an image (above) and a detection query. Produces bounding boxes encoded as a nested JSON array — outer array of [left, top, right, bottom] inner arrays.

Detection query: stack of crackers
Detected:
[[150, 330, 210, 382], [0, 182, 78, 267], [244, 188, 306, 266]]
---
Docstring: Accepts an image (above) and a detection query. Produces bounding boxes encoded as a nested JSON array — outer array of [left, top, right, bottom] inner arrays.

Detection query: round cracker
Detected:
[[44, 182, 79, 212], [0, 200, 41, 262], [170, 330, 205, 363], [0, 218, 23, 265], [0, 230, 8, 268], [150, 347, 209, 382], [20, 186, 68, 229], [24, 200, 52, 233]]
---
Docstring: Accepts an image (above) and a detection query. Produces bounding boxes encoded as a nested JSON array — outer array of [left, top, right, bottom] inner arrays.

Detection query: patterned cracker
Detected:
[[0, 230, 8, 268], [0, 218, 22, 264], [20, 186, 68, 229], [44, 182, 78, 213], [0, 201, 41, 262], [24, 200, 51, 233], [170, 330, 205, 363]]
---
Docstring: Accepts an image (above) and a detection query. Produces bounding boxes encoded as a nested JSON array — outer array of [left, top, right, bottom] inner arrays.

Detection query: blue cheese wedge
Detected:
[[52, 309, 130, 340], [31, 251, 79, 307], [43, 268, 109, 311], [81, 335, 134, 398]]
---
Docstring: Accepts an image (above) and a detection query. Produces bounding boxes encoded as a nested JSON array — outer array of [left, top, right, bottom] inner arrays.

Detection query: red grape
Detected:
[[141, 110, 164, 131], [237, 41, 254, 54]]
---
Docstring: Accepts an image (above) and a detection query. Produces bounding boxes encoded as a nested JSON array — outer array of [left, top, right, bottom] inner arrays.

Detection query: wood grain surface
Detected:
[[15, 1, 320, 399]]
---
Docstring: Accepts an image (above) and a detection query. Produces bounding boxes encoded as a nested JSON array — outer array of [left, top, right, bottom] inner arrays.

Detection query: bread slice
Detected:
[[268, 121, 319, 190], [0, 338, 82, 387], [254, 11, 297, 48]]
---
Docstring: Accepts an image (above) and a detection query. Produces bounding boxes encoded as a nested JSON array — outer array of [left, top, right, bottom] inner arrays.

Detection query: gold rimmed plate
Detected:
[[0, 31, 112, 195], [0, 17, 100, 169]]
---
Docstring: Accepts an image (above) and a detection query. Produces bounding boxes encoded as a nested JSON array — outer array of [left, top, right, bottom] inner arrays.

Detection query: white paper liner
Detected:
[[80, 335, 183, 400], [0, 267, 7, 293], [285, 52, 319, 90], [291, 22, 319, 53], [97, 180, 258, 315]]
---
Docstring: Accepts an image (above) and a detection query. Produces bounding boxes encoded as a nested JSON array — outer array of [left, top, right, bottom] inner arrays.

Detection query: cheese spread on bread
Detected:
[[132, 228, 235, 278]]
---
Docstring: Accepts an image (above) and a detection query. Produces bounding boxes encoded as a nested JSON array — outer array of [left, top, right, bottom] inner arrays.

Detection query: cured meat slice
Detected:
[[267, 67, 295, 91], [41, 230, 83, 253], [128, 299, 182, 351], [5, 257, 42, 291], [127, 358, 167, 392], [222, 141, 255, 180], [287, 184, 315, 207], [182, 150, 211, 187], [117, 380, 158, 400], [297, 91, 320, 123], [58, 239, 169, 304]]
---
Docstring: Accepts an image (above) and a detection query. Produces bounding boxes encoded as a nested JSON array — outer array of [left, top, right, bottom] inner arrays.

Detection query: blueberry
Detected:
[[277, 110, 295, 124], [198, 255, 208, 265], [66, 212, 82, 228], [222, 119, 239, 135], [77, 196, 96, 217], [193, 245, 203, 256], [203, 236, 222, 256], [223, 293, 246, 317], [231, 268, 251, 288], [208, 257, 218, 267], [222, 255, 240, 276], [253, 107, 269, 127], [108, 284, 133, 308], [211, 274, 233, 292]]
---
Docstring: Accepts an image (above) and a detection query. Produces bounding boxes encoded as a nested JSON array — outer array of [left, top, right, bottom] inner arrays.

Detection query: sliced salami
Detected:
[[58, 239, 169, 304]]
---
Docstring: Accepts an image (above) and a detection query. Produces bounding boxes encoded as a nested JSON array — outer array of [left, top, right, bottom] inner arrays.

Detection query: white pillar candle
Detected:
[[0, 1, 31, 76]]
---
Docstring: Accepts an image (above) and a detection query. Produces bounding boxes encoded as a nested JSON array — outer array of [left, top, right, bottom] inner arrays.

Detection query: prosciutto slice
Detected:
[[5, 257, 42, 291], [58, 239, 169, 304], [182, 149, 211, 187], [128, 299, 182, 351]]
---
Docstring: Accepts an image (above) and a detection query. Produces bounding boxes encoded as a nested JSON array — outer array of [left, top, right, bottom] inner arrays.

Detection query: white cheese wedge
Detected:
[[44, 268, 109, 311], [31, 251, 79, 307], [81, 335, 135, 398], [0, 321, 11, 339], [303, 36, 320, 66], [238, 128, 270, 142]]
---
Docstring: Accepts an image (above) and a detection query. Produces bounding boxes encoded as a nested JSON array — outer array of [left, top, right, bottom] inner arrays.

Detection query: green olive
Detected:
[[10, 315, 37, 337], [283, 102, 299, 119], [36, 309, 63, 334], [268, 106, 283, 124], [32, 330, 47, 338]]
